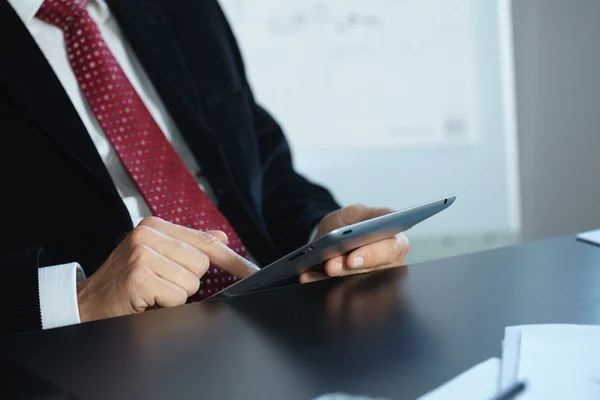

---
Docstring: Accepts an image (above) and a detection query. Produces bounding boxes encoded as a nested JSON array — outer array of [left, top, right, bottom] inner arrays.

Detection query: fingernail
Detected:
[[351, 256, 364, 269], [303, 274, 315, 283], [332, 262, 343, 276]]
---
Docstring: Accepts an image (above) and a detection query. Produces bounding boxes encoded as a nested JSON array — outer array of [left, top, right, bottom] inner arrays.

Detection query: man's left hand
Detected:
[[299, 205, 409, 283]]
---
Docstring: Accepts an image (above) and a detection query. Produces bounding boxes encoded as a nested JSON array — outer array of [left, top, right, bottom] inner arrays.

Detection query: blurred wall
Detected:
[[513, 0, 600, 241]]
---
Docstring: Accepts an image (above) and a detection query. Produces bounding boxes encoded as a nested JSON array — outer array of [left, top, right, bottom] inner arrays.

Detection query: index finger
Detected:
[[140, 217, 259, 279]]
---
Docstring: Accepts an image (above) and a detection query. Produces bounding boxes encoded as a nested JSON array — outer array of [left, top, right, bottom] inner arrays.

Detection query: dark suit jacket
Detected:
[[0, 0, 340, 336]]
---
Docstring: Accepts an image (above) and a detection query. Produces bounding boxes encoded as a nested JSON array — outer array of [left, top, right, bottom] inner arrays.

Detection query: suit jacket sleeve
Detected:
[[252, 104, 341, 253], [219, 9, 342, 253], [0, 248, 46, 336]]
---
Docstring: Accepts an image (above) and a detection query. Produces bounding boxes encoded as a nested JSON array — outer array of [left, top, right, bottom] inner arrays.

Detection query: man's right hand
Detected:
[[76, 217, 258, 323]]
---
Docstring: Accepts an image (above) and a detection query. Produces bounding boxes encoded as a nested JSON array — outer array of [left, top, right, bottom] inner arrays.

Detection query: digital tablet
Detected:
[[207, 195, 456, 300]]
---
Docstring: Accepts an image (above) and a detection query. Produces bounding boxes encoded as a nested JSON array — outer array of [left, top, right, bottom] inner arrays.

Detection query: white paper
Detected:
[[417, 358, 500, 400], [500, 325, 523, 390], [501, 324, 600, 389], [517, 327, 600, 399], [501, 324, 600, 400], [577, 229, 600, 246]]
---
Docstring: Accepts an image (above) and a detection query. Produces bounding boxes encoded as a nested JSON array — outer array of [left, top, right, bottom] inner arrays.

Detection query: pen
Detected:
[[489, 381, 526, 400]]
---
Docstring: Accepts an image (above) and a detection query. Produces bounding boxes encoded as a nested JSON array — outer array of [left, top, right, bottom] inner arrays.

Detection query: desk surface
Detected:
[[1, 235, 600, 399]]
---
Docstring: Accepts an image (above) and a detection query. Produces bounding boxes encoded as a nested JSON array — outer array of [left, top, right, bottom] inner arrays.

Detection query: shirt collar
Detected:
[[94, 0, 110, 22], [7, 0, 110, 25], [7, 0, 44, 24]]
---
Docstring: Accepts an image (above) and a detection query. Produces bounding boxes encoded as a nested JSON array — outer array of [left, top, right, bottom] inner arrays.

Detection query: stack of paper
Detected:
[[418, 324, 600, 400], [501, 324, 600, 399]]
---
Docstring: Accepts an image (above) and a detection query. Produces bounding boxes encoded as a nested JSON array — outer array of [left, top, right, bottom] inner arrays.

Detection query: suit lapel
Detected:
[[0, 1, 131, 226], [106, 0, 214, 138]]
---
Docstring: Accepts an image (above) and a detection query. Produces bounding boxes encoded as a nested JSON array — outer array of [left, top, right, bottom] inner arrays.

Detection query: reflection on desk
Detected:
[[1, 235, 600, 400], [227, 268, 434, 381]]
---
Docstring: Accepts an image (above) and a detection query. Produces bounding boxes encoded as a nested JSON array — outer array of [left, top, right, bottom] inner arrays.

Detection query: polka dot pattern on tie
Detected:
[[36, 0, 247, 301]]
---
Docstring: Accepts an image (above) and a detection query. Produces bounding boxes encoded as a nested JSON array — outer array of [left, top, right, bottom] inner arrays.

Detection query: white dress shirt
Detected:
[[8, 0, 241, 330]]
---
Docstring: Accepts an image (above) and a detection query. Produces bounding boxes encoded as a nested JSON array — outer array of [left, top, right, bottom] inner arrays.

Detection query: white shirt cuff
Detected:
[[38, 263, 86, 330]]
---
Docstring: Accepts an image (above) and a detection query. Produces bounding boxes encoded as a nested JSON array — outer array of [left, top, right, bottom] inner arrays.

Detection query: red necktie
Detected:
[[36, 0, 246, 300]]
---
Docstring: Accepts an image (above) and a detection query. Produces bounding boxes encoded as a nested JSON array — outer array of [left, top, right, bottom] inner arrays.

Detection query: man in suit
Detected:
[[0, 0, 409, 336]]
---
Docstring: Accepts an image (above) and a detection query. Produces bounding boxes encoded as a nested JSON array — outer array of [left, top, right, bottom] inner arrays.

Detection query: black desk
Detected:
[[1, 235, 600, 399]]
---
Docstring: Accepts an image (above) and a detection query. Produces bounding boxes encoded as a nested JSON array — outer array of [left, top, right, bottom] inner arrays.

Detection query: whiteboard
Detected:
[[220, 0, 520, 238]]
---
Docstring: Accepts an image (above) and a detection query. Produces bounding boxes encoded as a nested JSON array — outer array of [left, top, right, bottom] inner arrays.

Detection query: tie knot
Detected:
[[37, 0, 89, 28]]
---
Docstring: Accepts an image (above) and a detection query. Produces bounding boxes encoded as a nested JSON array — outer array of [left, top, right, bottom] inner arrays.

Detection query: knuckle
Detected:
[[128, 225, 155, 244], [139, 216, 162, 228], [129, 244, 151, 264], [200, 232, 221, 248], [178, 240, 211, 277], [127, 263, 149, 286]]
